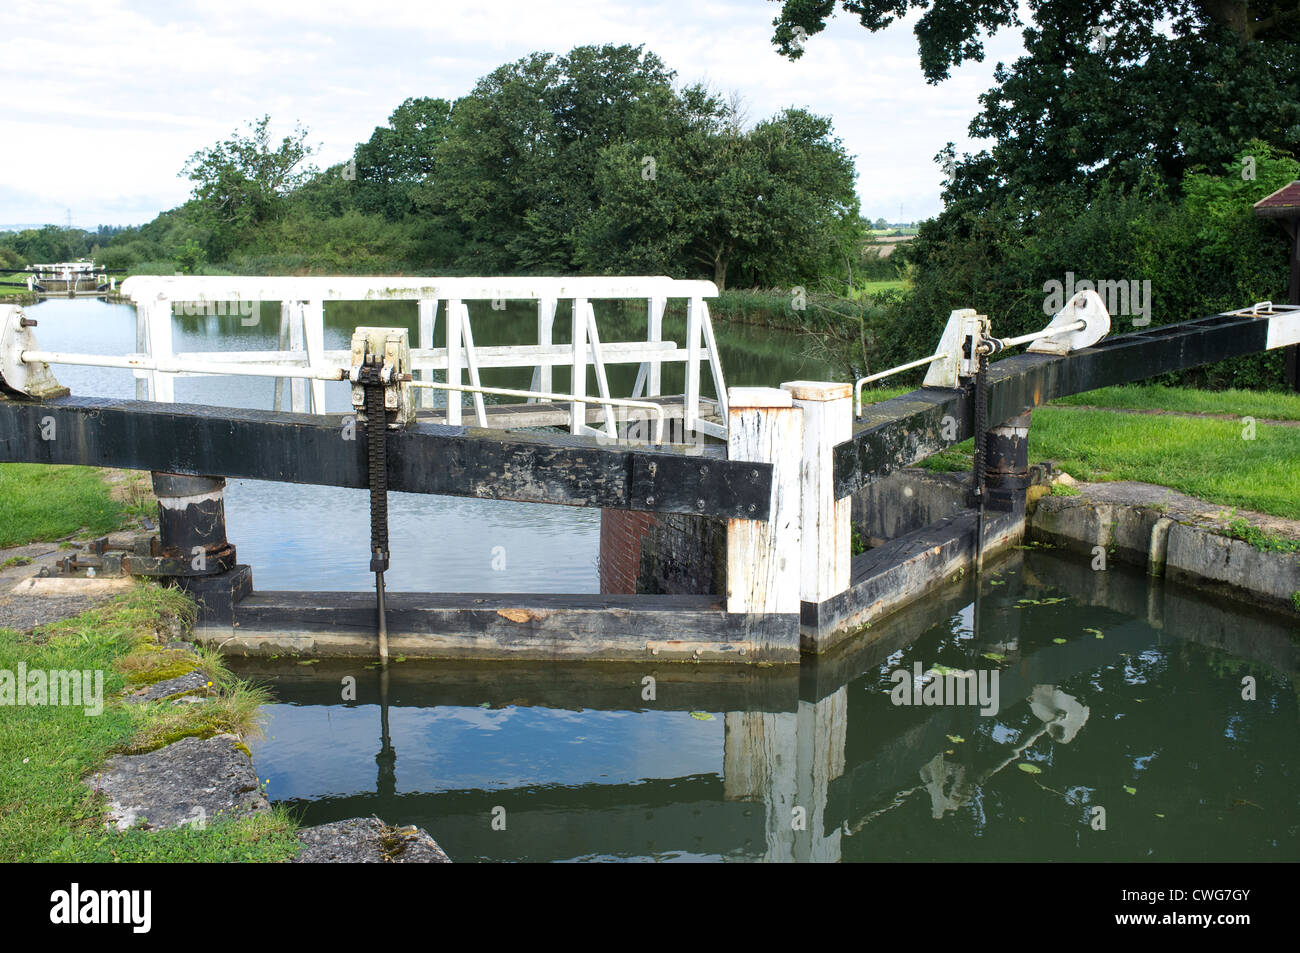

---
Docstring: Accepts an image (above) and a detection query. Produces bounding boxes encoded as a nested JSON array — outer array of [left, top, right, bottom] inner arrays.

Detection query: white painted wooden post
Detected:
[[284, 301, 307, 412], [459, 302, 488, 426], [585, 303, 617, 436], [147, 295, 174, 402], [446, 298, 463, 425], [134, 300, 150, 399], [532, 297, 556, 401], [782, 381, 852, 606], [417, 298, 438, 409], [571, 297, 587, 434], [685, 297, 702, 434], [648, 294, 665, 398], [303, 300, 325, 413], [273, 303, 290, 411], [726, 386, 801, 616]]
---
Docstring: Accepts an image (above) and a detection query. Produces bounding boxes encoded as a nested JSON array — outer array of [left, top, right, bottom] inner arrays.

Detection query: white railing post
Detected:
[[446, 298, 463, 425], [303, 300, 325, 413], [284, 301, 307, 412], [417, 298, 438, 409], [531, 297, 556, 401], [459, 302, 488, 426], [685, 296, 702, 435], [571, 297, 587, 434], [782, 381, 853, 606], [726, 387, 802, 616], [147, 295, 174, 402]]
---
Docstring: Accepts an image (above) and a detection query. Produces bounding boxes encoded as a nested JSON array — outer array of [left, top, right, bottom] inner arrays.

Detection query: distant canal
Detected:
[[23, 297, 1299, 862]]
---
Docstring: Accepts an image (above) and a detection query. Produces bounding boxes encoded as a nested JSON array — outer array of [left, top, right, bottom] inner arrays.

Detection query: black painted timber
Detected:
[[835, 309, 1274, 496], [0, 395, 772, 519]]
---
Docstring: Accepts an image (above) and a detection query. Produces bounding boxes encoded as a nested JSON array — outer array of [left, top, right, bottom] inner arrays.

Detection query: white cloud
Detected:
[[0, 0, 1027, 227]]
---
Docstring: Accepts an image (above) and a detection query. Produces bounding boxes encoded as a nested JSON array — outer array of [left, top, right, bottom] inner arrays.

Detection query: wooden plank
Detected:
[[214, 589, 800, 662], [0, 395, 772, 518], [415, 394, 719, 430]]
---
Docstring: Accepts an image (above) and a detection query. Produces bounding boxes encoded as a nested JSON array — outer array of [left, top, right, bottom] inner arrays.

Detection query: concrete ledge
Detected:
[[197, 591, 800, 663], [801, 507, 1023, 654], [1030, 482, 1300, 611]]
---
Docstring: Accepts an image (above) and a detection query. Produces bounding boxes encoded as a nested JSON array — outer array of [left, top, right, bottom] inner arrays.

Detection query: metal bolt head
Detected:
[[696, 498, 704, 509], [751, 469, 759, 479], [19, 317, 37, 328], [748, 503, 756, 513], [646, 495, 655, 506]]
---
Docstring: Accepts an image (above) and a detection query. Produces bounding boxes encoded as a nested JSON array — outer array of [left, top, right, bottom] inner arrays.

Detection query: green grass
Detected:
[[0, 584, 300, 862], [0, 464, 131, 548], [1220, 516, 1300, 554], [1030, 407, 1300, 519], [1051, 384, 1300, 421], [854, 279, 908, 296], [877, 385, 1300, 519]]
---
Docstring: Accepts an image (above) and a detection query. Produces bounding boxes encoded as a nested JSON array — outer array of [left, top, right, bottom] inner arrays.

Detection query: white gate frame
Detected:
[[117, 276, 729, 439]]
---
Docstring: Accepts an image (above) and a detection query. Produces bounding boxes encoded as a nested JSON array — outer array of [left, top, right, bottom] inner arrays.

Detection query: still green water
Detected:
[[231, 550, 1299, 862]]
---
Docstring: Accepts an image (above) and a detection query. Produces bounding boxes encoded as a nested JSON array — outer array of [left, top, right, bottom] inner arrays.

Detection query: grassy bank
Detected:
[[0, 584, 300, 861], [0, 465, 151, 549]]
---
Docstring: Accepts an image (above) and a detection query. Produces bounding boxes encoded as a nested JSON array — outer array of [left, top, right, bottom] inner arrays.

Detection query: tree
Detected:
[[354, 97, 453, 219], [770, 1, 1300, 80], [433, 44, 684, 272], [577, 105, 861, 289], [769, 2, 1300, 197], [181, 115, 318, 257]]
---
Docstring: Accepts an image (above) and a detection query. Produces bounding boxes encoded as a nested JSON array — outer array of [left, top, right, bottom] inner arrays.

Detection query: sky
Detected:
[[0, 0, 1030, 230]]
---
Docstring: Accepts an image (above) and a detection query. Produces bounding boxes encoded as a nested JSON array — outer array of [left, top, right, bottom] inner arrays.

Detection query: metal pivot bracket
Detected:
[[349, 326, 414, 428], [923, 310, 990, 389], [1025, 290, 1111, 355], [0, 307, 68, 399]]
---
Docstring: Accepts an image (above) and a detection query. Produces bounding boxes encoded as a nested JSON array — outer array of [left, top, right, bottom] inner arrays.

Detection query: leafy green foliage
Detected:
[[180, 115, 318, 258]]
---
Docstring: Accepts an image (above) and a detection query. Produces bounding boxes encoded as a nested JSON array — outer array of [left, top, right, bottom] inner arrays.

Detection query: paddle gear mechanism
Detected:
[[349, 328, 415, 661]]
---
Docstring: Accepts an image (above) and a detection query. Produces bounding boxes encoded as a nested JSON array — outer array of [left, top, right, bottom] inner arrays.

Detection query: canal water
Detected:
[[21, 298, 1299, 862]]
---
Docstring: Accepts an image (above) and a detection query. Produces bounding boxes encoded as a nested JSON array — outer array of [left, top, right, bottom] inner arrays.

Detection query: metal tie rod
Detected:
[[19, 349, 348, 381], [853, 318, 1086, 416]]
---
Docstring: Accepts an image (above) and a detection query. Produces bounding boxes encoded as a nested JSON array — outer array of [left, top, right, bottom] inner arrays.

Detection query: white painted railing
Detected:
[[116, 275, 730, 440]]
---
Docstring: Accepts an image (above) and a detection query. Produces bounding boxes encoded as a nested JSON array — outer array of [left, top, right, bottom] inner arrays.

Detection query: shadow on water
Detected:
[[231, 550, 1300, 862]]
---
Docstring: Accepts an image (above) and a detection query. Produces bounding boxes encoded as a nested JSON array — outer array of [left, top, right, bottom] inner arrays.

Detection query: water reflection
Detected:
[[234, 550, 1300, 862]]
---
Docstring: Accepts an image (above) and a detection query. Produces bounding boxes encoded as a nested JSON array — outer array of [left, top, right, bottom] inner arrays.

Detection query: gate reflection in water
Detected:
[[232, 550, 1300, 863]]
